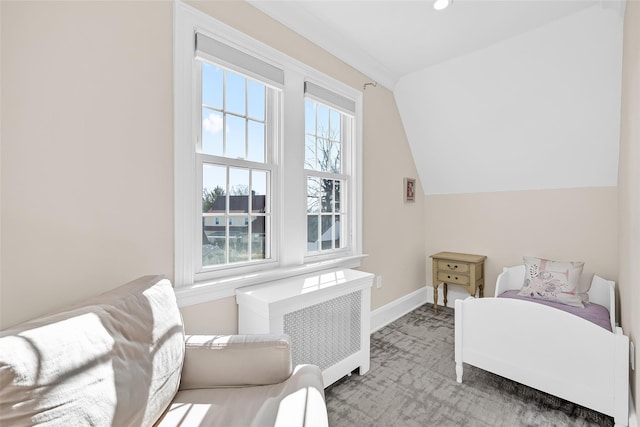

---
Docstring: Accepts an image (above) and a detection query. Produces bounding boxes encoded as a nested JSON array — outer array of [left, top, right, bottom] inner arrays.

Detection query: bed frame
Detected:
[[455, 265, 629, 426]]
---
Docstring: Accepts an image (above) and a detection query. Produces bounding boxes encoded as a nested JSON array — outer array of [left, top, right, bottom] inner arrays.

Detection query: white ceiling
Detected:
[[249, 0, 600, 89]]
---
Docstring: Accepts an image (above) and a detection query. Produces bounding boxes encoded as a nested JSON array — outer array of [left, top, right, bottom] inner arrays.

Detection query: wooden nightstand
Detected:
[[430, 251, 486, 313]]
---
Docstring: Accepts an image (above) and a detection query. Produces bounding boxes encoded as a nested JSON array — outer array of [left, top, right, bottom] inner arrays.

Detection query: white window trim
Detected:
[[194, 72, 279, 279], [173, 0, 365, 307]]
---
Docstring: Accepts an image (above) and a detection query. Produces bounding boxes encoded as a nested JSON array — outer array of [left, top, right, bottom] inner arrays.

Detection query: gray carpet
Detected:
[[324, 304, 613, 427]]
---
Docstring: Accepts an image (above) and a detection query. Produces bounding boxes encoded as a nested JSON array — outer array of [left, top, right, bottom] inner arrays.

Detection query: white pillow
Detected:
[[0, 276, 184, 426], [518, 256, 585, 307]]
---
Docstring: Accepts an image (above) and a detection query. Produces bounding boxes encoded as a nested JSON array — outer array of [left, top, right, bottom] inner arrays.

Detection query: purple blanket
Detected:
[[498, 290, 612, 332]]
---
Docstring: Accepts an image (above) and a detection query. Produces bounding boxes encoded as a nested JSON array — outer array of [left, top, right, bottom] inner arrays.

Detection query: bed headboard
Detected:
[[588, 275, 616, 331], [494, 265, 526, 295], [496, 265, 617, 331]]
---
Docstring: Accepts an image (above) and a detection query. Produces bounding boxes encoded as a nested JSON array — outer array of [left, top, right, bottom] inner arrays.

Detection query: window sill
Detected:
[[174, 254, 367, 307]]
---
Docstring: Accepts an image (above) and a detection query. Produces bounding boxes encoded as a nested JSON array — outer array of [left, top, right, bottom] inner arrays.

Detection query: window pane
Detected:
[[305, 100, 346, 177], [247, 120, 265, 163], [229, 168, 249, 213], [230, 216, 248, 263], [225, 72, 246, 115], [307, 177, 320, 213], [202, 108, 223, 156], [307, 215, 319, 252], [330, 109, 341, 142], [203, 164, 226, 213], [203, 216, 226, 243], [203, 217, 214, 242], [335, 215, 342, 248], [305, 176, 346, 253], [330, 142, 341, 173], [226, 114, 246, 159], [203, 215, 226, 267], [321, 179, 334, 213], [321, 215, 333, 250], [317, 104, 329, 137], [305, 99, 316, 133], [252, 170, 267, 213], [305, 135, 316, 170], [318, 138, 331, 172], [251, 216, 266, 259], [252, 169, 267, 195], [203, 243, 226, 267], [202, 63, 222, 109], [247, 80, 265, 120]]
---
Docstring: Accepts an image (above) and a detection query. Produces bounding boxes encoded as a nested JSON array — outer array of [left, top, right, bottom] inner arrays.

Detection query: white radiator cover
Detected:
[[236, 268, 374, 387]]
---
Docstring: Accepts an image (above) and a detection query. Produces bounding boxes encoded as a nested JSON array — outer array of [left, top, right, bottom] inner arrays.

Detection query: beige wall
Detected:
[[1, 0, 425, 330], [425, 187, 619, 299], [181, 296, 238, 335], [1, 1, 174, 328], [618, 0, 639, 412], [359, 87, 426, 311]]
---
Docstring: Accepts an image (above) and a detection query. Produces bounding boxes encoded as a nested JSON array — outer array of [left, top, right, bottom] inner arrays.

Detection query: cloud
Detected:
[[203, 113, 223, 134]]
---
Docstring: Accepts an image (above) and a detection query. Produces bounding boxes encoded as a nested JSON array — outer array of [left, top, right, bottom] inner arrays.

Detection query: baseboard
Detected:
[[370, 285, 477, 333], [370, 286, 428, 333]]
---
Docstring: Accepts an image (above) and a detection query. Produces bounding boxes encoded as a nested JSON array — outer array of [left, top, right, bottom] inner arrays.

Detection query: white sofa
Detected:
[[0, 275, 328, 426]]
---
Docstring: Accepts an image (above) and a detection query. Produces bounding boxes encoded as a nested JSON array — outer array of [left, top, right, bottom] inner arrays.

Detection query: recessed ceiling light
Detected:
[[434, 0, 452, 11]]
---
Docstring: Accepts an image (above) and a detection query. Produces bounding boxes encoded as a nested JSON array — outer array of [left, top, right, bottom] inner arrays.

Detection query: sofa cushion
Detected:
[[0, 275, 184, 427], [156, 364, 327, 427], [180, 334, 293, 389]]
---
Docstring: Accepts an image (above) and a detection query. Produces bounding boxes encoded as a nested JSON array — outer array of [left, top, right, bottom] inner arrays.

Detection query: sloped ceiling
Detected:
[[394, 4, 624, 194], [250, 0, 625, 195]]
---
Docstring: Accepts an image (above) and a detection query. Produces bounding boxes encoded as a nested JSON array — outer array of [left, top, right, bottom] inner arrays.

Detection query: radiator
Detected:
[[236, 269, 374, 387]]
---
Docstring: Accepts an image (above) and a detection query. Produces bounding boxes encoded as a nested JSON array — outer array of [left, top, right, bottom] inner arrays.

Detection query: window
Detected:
[[305, 100, 351, 254], [174, 2, 363, 303], [198, 63, 274, 271]]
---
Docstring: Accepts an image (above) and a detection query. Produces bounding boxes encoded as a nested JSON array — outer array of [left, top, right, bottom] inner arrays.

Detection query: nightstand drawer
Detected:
[[437, 271, 470, 286], [436, 260, 470, 274]]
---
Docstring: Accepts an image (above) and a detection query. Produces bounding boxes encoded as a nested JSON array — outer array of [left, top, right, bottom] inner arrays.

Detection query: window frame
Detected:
[[174, 1, 365, 306], [303, 97, 354, 258], [194, 61, 279, 279]]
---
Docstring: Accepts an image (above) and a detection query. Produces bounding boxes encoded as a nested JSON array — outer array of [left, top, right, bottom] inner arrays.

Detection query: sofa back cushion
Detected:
[[0, 275, 184, 426]]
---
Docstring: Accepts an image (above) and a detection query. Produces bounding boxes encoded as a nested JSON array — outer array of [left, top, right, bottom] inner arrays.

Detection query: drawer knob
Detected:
[[447, 264, 458, 269]]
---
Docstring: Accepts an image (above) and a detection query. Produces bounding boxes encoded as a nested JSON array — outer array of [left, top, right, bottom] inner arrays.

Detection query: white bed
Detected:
[[454, 265, 630, 426]]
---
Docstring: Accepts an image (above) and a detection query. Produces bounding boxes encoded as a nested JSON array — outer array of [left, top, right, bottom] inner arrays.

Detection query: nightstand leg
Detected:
[[443, 283, 448, 307], [479, 282, 484, 298], [433, 285, 438, 313]]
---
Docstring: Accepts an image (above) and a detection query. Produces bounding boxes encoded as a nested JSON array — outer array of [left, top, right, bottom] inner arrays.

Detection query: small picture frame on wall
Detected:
[[404, 178, 416, 202]]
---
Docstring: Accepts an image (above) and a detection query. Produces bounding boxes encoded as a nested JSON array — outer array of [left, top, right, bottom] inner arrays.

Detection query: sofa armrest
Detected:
[[179, 334, 293, 390]]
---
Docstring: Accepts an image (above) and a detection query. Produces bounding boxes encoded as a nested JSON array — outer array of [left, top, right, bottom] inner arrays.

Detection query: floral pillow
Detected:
[[518, 256, 585, 307]]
